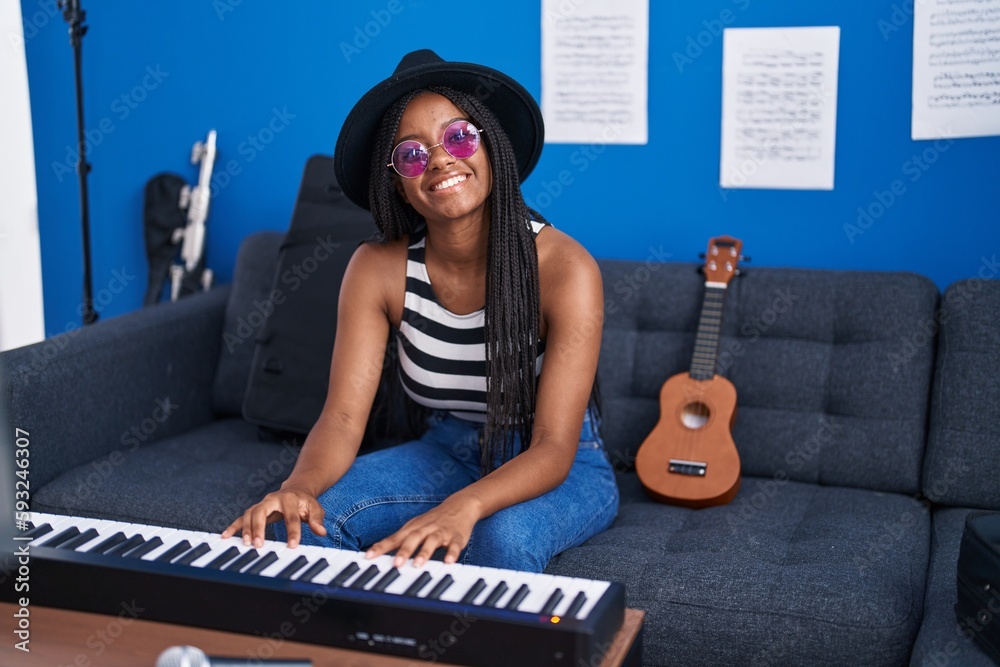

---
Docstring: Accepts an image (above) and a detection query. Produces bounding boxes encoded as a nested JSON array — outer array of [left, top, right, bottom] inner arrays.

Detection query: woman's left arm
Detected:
[[365, 228, 605, 567]]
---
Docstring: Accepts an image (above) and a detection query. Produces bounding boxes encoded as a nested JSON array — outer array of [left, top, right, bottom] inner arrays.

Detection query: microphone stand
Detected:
[[59, 0, 98, 325]]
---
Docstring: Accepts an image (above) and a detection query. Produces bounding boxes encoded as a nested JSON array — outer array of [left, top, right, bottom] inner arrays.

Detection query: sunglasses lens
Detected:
[[391, 140, 428, 178], [442, 121, 480, 159]]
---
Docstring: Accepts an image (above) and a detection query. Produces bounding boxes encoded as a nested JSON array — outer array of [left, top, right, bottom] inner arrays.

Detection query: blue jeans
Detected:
[[275, 409, 619, 573]]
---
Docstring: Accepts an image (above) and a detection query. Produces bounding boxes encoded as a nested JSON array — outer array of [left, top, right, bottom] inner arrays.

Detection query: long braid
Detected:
[[368, 86, 542, 476]]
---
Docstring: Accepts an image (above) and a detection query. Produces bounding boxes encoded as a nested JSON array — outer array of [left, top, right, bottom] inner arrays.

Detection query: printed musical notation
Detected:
[[542, 0, 648, 144], [720, 27, 840, 190], [913, 0, 1000, 138]]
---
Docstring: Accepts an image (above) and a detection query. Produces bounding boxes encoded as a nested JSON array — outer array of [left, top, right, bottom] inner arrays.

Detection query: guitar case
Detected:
[[955, 511, 1000, 663], [241, 155, 379, 439]]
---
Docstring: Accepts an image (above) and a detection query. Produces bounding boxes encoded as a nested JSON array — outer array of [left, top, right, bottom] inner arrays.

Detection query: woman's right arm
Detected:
[[221, 240, 398, 548]]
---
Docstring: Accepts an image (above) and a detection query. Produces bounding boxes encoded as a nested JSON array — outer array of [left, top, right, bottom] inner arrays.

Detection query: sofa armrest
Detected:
[[1, 286, 231, 488]]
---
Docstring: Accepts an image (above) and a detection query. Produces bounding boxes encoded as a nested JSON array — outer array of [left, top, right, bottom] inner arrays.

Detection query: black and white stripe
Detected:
[[396, 221, 547, 421]]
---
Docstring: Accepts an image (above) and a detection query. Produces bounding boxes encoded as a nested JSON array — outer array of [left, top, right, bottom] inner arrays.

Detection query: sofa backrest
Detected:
[[596, 259, 939, 495], [923, 278, 1000, 509], [212, 231, 283, 416]]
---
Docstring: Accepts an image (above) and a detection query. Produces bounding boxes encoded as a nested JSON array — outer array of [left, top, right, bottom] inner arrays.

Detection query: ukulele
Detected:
[[635, 236, 744, 508]]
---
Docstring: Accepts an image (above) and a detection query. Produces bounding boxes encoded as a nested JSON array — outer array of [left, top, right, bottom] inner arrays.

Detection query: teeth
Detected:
[[431, 175, 467, 191]]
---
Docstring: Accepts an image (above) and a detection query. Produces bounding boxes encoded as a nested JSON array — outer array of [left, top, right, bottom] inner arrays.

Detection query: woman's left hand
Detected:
[[365, 495, 481, 568]]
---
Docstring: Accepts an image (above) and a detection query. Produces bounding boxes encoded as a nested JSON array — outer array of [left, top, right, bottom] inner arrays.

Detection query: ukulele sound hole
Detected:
[[681, 402, 710, 429]]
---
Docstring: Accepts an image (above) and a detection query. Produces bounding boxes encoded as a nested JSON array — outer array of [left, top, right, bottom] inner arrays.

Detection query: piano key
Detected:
[[425, 574, 454, 600], [87, 532, 129, 554], [21, 523, 54, 540], [349, 564, 382, 590], [297, 558, 329, 582], [505, 583, 531, 611], [482, 581, 509, 608], [403, 570, 434, 596], [275, 556, 311, 580], [60, 528, 101, 550], [459, 578, 488, 605], [105, 534, 146, 557], [575, 580, 613, 620], [539, 588, 564, 616], [173, 543, 212, 565], [256, 547, 304, 578], [37, 526, 82, 548], [223, 548, 259, 572], [437, 565, 486, 603], [124, 536, 163, 559], [154, 540, 193, 563], [564, 591, 587, 619], [204, 546, 242, 570], [369, 567, 400, 592], [329, 562, 361, 587], [243, 551, 279, 575]]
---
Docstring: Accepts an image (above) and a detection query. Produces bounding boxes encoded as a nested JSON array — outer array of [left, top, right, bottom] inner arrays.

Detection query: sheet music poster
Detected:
[[912, 0, 1000, 139], [720, 26, 841, 190], [541, 0, 648, 144]]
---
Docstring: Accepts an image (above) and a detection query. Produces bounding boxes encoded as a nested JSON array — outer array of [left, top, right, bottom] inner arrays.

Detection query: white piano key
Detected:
[[574, 580, 611, 620]]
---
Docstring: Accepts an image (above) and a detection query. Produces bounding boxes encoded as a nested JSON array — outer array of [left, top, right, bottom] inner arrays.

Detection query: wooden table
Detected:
[[1, 603, 643, 667]]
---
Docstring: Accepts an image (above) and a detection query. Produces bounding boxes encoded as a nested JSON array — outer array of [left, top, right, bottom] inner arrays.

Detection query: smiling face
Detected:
[[391, 92, 492, 227]]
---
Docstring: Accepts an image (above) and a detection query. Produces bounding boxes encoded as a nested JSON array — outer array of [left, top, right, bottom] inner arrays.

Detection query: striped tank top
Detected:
[[396, 220, 548, 422]]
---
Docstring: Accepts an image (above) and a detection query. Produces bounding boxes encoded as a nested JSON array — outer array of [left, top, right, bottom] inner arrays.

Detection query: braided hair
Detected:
[[368, 86, 544, 476]]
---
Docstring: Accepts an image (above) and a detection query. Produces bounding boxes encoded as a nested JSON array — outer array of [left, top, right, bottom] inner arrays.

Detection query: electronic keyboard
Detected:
[[4, 513, 625, 666]]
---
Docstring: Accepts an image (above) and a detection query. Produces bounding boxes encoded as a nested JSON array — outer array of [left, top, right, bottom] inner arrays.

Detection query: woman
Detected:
[[222, 50, 618, 574]]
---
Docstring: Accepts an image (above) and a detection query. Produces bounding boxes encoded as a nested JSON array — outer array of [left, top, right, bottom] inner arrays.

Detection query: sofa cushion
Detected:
[[910, 507, 998, 666], [32, 418, 297, 534], [213, 232, 283, 416], [595, 260, 939, 495], [923, 278, 1000, 510], [546, 473, 930, 666]]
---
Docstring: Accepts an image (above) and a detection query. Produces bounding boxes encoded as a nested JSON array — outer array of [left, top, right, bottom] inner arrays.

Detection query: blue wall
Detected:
[[21, 0, 1000, 336]]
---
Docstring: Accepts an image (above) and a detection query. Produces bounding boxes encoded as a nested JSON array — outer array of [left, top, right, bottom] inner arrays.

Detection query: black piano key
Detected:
[[223, 548, 259, 572], [403, 571, 434, 596], [204, 546, 241, 570], [426, 575, 454, 600], [565, 591, 587, 618], [21, 523, 53, 540], [298, 558, 329, 582], [243, 551, 279, 575], [459, 578, 487, 605], [124, 536, 163, 559], [504, 583, 530, 610], [87, 532, 128, 554], [329, 562, 361, 587], [482, 581, 509, 608], [370, 567, 400, 592], [154, 540, 192, 563], [173, 543, 212, 565], [540, 589, 564, 616], [38, 526, 81, 548], [275, 556, 310, 580], [60, 528, 100, 550], [105, 534, 146, 557], [349, 564, 382, 590]]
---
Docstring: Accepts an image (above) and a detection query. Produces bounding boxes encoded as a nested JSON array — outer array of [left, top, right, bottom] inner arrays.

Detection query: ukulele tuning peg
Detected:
[[734, 269, 747, 277], [698, 252, 706, 259], [739, 255, 751, 263]]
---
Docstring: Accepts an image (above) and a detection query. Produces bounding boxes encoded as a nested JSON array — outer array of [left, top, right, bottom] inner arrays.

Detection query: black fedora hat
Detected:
[[334, 49, 544, 210]]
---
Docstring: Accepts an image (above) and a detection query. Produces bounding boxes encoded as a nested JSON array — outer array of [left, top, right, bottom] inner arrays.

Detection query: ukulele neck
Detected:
[[689, 283, 727, 380]]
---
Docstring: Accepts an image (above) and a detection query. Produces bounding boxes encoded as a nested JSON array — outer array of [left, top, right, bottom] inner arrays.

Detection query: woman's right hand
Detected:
[[221, 487, 327, 549]]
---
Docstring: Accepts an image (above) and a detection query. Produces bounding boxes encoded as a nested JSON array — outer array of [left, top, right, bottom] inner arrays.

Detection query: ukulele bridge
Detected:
[[669, 459, 707, 476]]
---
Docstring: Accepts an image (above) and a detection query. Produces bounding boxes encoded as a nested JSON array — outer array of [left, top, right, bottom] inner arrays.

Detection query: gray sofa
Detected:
[[3, 230, 998, 666]]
